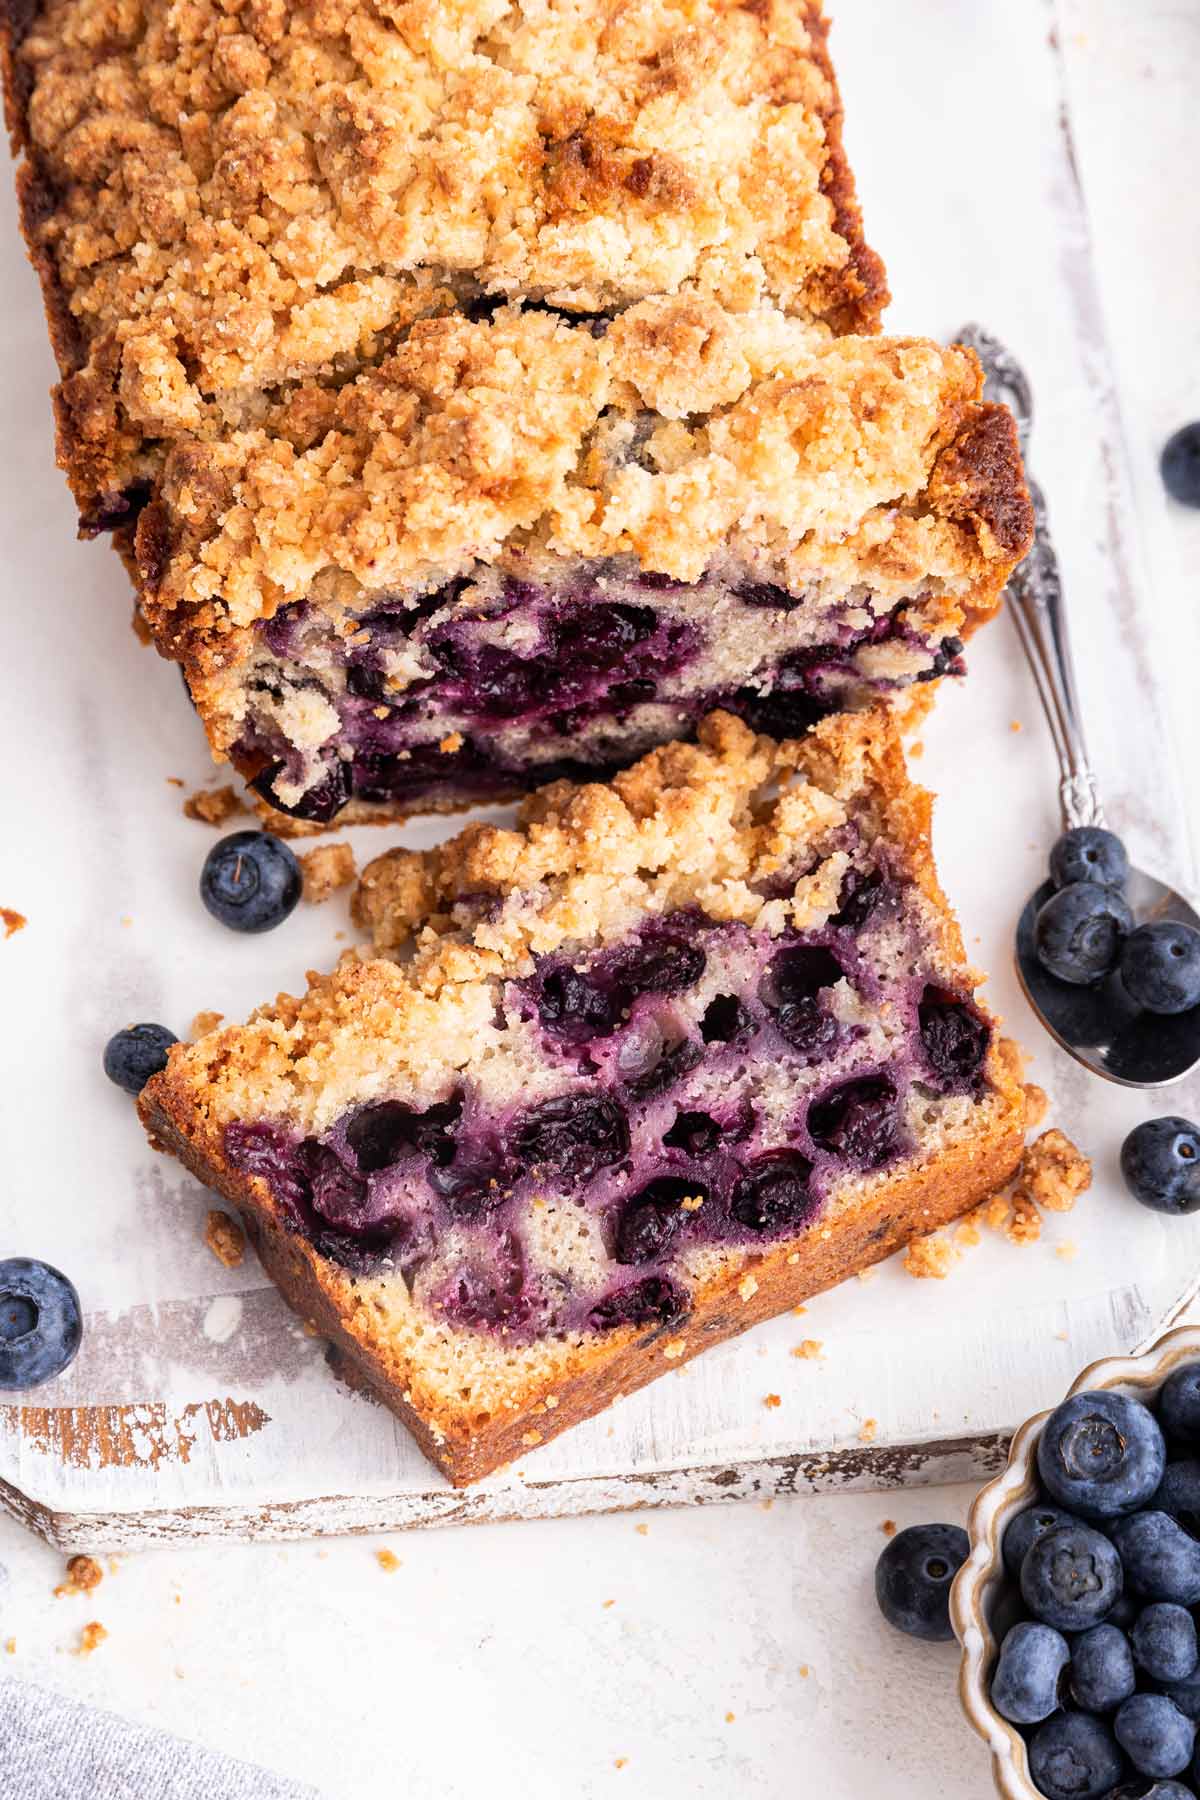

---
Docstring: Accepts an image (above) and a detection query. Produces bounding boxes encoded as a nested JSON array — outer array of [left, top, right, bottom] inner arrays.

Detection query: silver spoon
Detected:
[[958, 324, 1200, 1088]]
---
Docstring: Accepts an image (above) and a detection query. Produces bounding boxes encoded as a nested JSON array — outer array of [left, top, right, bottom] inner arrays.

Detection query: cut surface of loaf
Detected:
[[1, 0, 886, 530], [141, 300, 1028, 827], [141, 711, 1027, 1483]]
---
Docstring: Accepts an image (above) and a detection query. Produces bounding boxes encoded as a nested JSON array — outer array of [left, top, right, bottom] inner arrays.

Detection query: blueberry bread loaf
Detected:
[[141, 710, 1027, 1483], [2, 0, 885, 536]]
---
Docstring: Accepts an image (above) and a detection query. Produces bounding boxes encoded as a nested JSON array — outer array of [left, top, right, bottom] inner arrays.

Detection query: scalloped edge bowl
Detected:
[[951, 1322, 1200, 1800]]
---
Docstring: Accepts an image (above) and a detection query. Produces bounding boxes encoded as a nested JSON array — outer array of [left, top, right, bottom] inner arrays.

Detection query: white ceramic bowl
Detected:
[[951, 1322, 1200, 1800]]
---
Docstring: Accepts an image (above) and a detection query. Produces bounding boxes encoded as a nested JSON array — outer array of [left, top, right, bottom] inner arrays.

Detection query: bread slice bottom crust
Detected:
[[142, 1079, 1024, 1486]]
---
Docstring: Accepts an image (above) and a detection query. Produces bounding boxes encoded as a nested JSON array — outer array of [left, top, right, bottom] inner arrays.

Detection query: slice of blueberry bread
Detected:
[[1, 0, 885, 536], [140, 711, 1026, 1484], [137, 300, 1027, 828]]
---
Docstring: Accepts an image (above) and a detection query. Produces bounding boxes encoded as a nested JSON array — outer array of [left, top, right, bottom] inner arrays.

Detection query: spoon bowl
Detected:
[[1015, 868, 1200, 1086], [960, 323, 1200, 1090]]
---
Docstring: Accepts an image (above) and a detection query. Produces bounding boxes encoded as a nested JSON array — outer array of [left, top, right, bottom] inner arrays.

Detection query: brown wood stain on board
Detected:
[[0, 1399, 270, 1470]]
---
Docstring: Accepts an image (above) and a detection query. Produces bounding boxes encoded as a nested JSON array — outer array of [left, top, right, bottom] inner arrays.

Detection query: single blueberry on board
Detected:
[[1108, 1512, 1200, 1606], [1037, 1391, 1166, 1517], [1049, 827, 1130, 892], [1121, 1119, 1200, 1218], [1161, 1363, 1200, 1443], [1069, 1623, 1136, 1715], [990, 1620, 1070, 1724], [0, 1260, 83, 1389], [200, 831, 302, 933], [1028, 1713, 1123, 1800], [1120, 923, 1200, 1016], [1152, 1460, 1200, 1536], [102, 1022, 177, 1096], [1161, 421, 1200, 508], [1131, 1603, 1199, 1684], [1034, 882, 1134, 985], [873, 1522, 968, 1642], [1020, 1523, 1123, 1632], [1002, 1504, 1081, 1580], [1114, 1693, 1196, 1780]]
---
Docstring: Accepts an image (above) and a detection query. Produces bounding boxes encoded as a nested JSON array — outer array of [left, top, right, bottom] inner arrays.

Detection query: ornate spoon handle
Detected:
[[956, 324, 1105, 831]]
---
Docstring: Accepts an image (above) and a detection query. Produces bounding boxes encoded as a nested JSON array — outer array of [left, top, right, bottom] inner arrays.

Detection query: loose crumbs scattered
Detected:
[[1, 908, 26, 938], [905, 1125, 1092, 1275], [4, 1638, 14, 1654], [881, 1520, 897, 1537], [54, 1555, 103, 1598], [635, 1524, 649, 1537], [190, 1010, 225, 1040], [1014, 1128, 1093, 1214], [859, 1418, 878, 1443], [1056, 1241, 1079, 1262], [1022, 1084, 1049, 1128], [204, 1210, 246, 1270], [375, 1550, 400, 1573], [792, 1340, 824, 1361], [184, 785, 243, 826], [299, 843, 357, 905], [74, 1623, 108, 1656], [764, 1393, 782, 1410]]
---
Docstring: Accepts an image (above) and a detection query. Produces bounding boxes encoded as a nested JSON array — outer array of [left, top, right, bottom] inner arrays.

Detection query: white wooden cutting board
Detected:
[[1, 0, 1199, 1549]]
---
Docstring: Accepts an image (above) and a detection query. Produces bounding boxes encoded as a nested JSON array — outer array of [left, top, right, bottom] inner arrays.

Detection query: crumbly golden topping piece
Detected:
[[183, 784, 244, 825], [159, 709, 957, 1136], [5, 0, 885, 514], [1013, 1127, 1092, 1215], [203, 1207, 246, 1267], [128, 300, 1028, 657], [299, 841, 357, 903]]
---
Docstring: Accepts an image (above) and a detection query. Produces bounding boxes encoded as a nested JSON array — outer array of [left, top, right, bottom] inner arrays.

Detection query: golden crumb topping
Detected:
[[128, 301, 1028, 663], [5, 0, 885, 514]]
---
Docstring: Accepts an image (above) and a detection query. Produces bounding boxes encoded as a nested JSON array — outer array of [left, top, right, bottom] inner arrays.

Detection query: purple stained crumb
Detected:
[[236, 570, 963, 823], [225, 898, 990, 1343]]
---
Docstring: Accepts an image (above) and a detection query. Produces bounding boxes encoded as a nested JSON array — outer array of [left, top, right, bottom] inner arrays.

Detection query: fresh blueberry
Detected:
[[807, 1076, 900, 1168], [990, 1620, 1070, 1724], [1070, 1623, 1136, 1714], [587, 1275, 690, 1332], [1115, 1694, 1196, 1781], [1162, 1365, 1200, 1443], [1108, 1512, 1200, 1606], [1161, 422, 1200, 508], [1163, 1668, 1200, 1722], [1034, 882, 1134, 985], [614, 1179, 703, 1265], [873, 1522, 968, 1642], [918, 988, 989, 1085], [1003, 1504, 1081, 1580], [1119, 923, 1200, 1016], [1131, 1603, 1199, 1683], [200, 831, 302, 933], [1121, 1119, 1200, 1217], [1102, 1784, 1193, 1800], [514, 1094, 629, 1185], [102, 1022, 177, 1095], [0, 1259, 82, 1389], [1028, 1713, 1123, 1800], [1153, 1461, 1200, 1535], [729, 1152, 817, 1233], [1050, 827, 1130, 891], [1021, 1523, 1123, 1631], [1037, 1391, 1166, 1517], [699, 994, 754, 1045]]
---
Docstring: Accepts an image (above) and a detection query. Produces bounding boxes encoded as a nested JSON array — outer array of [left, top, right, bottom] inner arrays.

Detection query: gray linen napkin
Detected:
[[0, 1677, 322, 1799]]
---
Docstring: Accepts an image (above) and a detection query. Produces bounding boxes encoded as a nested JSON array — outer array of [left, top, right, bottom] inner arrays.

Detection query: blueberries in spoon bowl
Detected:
[[1033, 882, 1133, 986], [1050, 826, 1130, 891], [1119, 922, 1200, 1016]]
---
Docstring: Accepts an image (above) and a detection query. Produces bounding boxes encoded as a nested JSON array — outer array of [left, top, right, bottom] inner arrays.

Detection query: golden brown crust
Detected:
[[141, 1073, 1023, 1484], [2, 0, 886, 522]]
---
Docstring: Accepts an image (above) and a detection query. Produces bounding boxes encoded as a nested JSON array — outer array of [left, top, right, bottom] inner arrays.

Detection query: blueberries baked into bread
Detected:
[[140, 713, 1027, 1482]]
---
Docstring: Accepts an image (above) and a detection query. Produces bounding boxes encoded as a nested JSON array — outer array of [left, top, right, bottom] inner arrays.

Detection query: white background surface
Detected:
[[2, 1, 1200, 1795]]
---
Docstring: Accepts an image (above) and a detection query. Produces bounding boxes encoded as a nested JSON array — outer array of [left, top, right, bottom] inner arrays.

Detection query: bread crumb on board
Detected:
[[764, 1392, 782, 1410], [54, 1555, 103, 1598], [73, 1622, 108, 1656], [904, 1125, 1092, 1277], [791, 1339, 824, 1361], [183, 785, 244, 825], [881, 1519, 897, 1537], [204, 1210, 246, 1269], [375, 1549, 401, 1573], [299, 843, 357, 904], [859, 1418, 878, 1443], [4, 1637, 14, 1654], [190, 1010, 224, 1040], [1, 907, 26, 938]]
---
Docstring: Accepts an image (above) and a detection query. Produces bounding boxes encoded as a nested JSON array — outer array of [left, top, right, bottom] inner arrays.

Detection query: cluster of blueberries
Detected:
[[877, 1371, 1200, 1799], [1034, 827, 1200, 1015]]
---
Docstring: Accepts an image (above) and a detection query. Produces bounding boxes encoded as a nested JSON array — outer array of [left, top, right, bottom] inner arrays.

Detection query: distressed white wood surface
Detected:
[[1, 0, 1199, 1549]]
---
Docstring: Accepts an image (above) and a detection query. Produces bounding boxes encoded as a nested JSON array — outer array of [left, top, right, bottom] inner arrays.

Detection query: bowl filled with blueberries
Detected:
[[938, 1327, 1200, 1800]]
